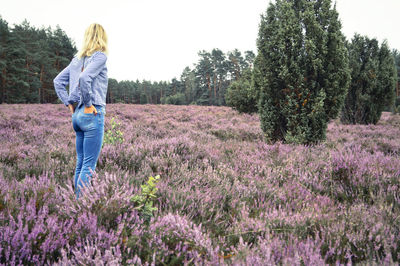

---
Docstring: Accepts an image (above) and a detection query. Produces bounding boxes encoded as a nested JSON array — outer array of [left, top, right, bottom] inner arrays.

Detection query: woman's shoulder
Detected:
[[90, 51, 107, 59], [70, 56, 80, 66], [86, 51, 107, 65]]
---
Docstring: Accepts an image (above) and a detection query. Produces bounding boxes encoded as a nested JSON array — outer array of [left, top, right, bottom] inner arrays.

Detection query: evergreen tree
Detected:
[[107, 78, 118, 103], [393, 49, 400, 112], [225, 69, 258, 114], [180, 67, 196, 104], [143, 80, 154, 104], [0, 17, 9, 103], [254, 0, 350, 144], [393, 49, 400, 98], [5, 22, 30, 103], [140, 91, 148, 104], [244, 51, 256, 69], [46, 26, 76, 103], [18, 21, 42, 103], [227, 49, 245, 81], [192, 48, 252, 106], [0, 17, 76, 104], [194, 50, 213, 105], [341, 35, 397, 124]]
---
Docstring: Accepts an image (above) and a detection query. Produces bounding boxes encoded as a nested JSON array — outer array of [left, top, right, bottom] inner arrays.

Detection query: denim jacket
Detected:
[[54, 51, 108, 108]]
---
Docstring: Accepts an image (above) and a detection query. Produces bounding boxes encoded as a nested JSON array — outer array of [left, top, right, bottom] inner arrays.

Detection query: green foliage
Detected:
[[139, 92, 148, 104], [393, 96, 400, 114], [0, 17, 76, 104], [392, 49, 400, 111], [1, 14, 258, 107], [193, 49, 255, 106], [225, 69, 258, 114], [131, 175, 160, 221], [161, 92, 186, 105], [106, 49, 255, 107], [254, 0, 350, 144], [341, 35, 397, 124], [103, 117, 124, 145]]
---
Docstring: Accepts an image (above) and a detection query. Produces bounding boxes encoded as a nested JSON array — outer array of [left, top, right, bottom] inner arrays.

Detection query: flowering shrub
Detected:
[[148, 213, 220, 265], [0, 104, 399, 264], [229, 235, 326, 265]]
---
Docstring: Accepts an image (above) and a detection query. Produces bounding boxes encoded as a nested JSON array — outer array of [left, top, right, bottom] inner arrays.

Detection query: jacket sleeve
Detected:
[[53, 62, 71, 106], [78, 52, 107, 107]]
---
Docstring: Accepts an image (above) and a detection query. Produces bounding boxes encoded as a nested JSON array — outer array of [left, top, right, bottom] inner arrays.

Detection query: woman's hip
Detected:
[[72, 105, 105, 132]]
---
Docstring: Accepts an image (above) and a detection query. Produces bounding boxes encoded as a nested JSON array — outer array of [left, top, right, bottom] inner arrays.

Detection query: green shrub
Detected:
[[392, 96, 400, 114], [341, 35, 397, 124], [254, 0, 350, 144], [161, 93, 186, 105], [225, 69, 258, 114], [131, 175, 160, 222], [104, 117, 124, 145]]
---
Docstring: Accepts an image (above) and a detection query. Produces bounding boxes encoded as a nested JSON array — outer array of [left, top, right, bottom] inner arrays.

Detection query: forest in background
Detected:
[[0, 17, 76, 104], [1, 16, 399, 107], [0, 16, 255, 106], [107, 48, 254, 105]]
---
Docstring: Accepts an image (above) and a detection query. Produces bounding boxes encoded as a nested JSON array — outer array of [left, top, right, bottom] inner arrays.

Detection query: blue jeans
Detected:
[[72, 104, 105, 197]]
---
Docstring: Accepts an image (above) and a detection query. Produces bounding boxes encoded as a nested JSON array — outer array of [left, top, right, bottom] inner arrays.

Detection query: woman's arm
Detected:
[[78, 52, 107, 107], [53, 62, 71, 106]]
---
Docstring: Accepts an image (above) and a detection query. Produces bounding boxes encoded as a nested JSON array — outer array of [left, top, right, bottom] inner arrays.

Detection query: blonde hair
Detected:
[[77, 23, 108, 59]]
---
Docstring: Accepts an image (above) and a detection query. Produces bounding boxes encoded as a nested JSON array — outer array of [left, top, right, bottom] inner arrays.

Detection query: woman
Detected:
[[54, 23, 108, 197]]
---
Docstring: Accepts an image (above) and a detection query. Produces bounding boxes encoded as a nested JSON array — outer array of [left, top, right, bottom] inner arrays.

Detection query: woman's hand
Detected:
[[84, 105, 98, 115], [68, 104, 75, 114]]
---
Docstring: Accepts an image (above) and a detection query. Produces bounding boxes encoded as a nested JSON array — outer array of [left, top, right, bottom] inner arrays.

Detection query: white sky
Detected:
[[1, 0, 400, 82]]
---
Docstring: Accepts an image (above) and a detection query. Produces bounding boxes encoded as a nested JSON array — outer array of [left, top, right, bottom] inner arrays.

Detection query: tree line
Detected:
[[107, 49, 254, 105], [0, 17, 76, 104], [0, 16, 255, 106]]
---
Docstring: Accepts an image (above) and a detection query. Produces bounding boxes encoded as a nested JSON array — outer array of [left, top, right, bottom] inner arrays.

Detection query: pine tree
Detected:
[[227, 49, 246, 82], [0, 17, 9, 103], [341, 35, 397, 124], [180, 67, 196, 104], [210, 48, 227, 105], [47, 26, 76, 103], [5, 23, 30, 103], [254, 0, 350, 144], [0, 17, 76, 104], [393, 49, 400, 97], [393, 49, 400, 112], [194, 51, 213, 105]]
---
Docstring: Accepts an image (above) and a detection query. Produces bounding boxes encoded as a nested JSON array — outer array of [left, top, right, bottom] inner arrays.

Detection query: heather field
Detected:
[[0, 103, 399, 265]]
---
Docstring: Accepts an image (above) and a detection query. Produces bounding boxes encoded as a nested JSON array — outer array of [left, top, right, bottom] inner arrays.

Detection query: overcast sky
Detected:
[[1, 0, 400, 82]]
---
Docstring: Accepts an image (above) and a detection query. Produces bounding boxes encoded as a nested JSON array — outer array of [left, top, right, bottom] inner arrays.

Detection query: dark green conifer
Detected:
[[341, 34, 397, 124], [225, 69, 258, 114], [254, 0, 350, 144]]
